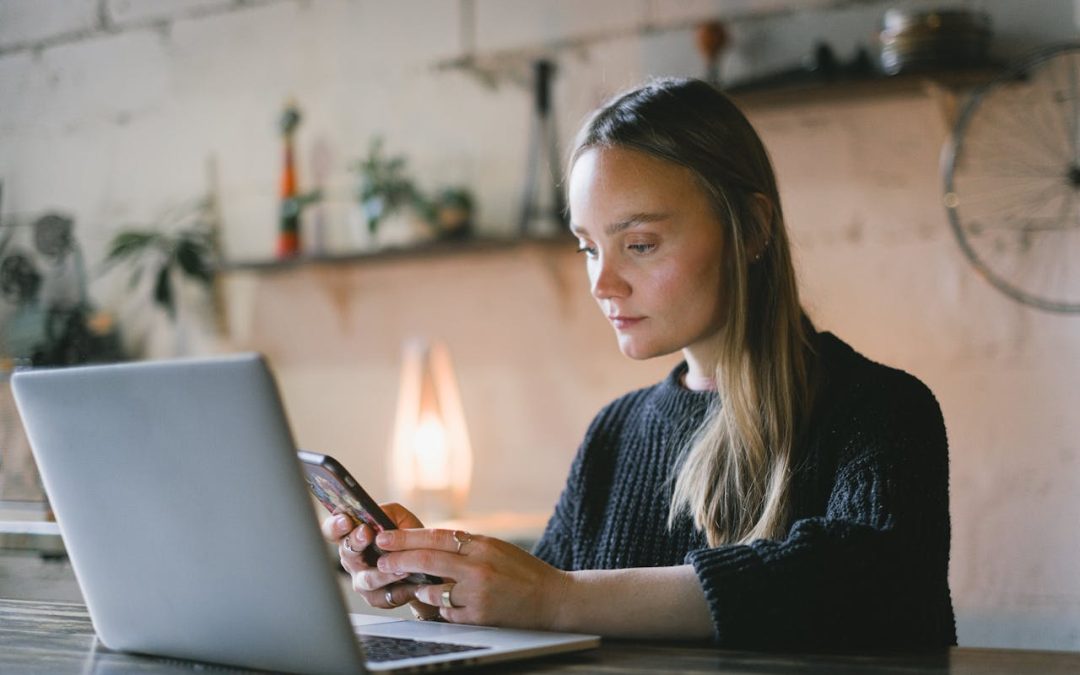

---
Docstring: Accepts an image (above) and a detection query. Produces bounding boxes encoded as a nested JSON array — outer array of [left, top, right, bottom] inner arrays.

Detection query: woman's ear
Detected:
[[748, 193, 773, 263]]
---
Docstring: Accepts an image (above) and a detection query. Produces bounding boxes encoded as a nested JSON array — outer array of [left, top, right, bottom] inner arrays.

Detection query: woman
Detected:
[[322, 78, 956, 649]]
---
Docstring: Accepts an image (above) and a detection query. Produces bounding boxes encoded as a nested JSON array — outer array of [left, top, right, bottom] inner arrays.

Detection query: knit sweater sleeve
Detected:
[[531, 389, 648, 570], [531, 399, 618, 570], [684, 372, 955, 649], [530, 447, 582, 570]]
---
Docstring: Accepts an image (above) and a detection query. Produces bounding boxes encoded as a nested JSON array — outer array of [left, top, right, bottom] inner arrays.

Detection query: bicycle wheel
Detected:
[[943, 42, 1080, 313]]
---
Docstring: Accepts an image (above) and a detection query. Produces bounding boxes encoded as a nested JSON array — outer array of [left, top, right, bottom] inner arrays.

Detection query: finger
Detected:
[[339, 540, 367, 574], [340, 523, 375, 559], [376, 549, 468, 581], [413, 582, 462, 610], [413, 585, 471, 624], [439, 607, 467, 624], [351, 568, 411, 593], [380, 502, 425, 529], [409, 602, 443, 622], [381, 582, 419, 609], [356, 585, 411, 610], [376, 528, 481, 555], [321, 513, 354, 542]]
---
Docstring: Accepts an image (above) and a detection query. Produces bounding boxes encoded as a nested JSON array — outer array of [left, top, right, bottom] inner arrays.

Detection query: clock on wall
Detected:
[[942, 43, 1080, 314]]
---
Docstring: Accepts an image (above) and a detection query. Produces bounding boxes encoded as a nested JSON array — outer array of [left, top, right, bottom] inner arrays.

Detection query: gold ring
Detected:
[[440, 584, 457, 609], [452, 530, 472, 555]]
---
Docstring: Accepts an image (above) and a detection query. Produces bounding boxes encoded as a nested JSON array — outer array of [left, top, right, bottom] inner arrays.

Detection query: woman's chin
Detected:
[[617, 337, 662, 361]]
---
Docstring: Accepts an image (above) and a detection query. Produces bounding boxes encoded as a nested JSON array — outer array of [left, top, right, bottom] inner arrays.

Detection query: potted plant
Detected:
[[355, 138, 427, 229], [101, 198, 220, 356], [0, 212, 123, 369], [352, 138, 478, 247], [431, 187, 475, 241]]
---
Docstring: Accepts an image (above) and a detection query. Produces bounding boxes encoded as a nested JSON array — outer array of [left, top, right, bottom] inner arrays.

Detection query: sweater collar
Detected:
[[646, 361, 717, 430], [646, 330, 842, 429]]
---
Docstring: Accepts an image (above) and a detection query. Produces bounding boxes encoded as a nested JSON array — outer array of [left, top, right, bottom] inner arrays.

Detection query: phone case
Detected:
[[300, 455, 394, 532], [298, 451, 442, 586]]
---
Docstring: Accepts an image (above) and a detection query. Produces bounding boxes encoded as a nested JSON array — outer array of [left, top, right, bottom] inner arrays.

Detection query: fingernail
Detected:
[[376, 532, 392, 547], [395, 572, 408, 578], [334, 515, 350, 530], [377, 557, 390, 572]]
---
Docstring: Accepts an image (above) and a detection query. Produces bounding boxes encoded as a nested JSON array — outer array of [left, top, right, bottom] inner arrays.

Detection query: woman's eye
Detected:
[[627, 242, 656, 254], [576, 244, 598, 258]]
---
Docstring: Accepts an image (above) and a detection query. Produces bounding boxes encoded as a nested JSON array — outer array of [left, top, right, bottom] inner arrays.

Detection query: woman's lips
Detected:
[[609, 315, 645, 330]]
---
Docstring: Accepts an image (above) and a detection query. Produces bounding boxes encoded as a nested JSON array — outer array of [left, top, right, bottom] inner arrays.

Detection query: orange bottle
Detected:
[[277, 101, 301, 258]]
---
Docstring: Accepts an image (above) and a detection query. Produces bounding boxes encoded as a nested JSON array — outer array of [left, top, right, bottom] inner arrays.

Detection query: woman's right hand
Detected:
[[320, 503, 438, 618]]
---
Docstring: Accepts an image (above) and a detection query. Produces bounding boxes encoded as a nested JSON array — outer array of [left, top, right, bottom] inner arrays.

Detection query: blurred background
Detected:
[[1, 0, 1079, 652]]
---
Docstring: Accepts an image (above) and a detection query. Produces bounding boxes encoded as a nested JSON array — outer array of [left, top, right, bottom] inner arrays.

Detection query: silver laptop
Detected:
[[11, 354, 598, 674]]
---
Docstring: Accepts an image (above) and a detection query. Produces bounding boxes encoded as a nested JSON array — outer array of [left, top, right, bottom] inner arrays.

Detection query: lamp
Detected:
[[388, 339, 472, 520]]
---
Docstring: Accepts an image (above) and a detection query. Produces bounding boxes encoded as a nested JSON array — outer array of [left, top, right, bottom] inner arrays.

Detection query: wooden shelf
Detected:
[[728, 68, 997, 109], [219, 232, 577, 274]]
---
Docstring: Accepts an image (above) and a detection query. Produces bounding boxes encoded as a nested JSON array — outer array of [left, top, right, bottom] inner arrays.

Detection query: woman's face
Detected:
[[568, 146, 727, 362]]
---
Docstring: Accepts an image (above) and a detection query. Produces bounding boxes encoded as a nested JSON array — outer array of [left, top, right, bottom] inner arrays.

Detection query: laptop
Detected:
[[11, 353, 599, 674]]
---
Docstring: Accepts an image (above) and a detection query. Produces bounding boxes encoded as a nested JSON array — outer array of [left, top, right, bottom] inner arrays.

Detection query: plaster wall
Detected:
[[2, 0, 1079, 651]]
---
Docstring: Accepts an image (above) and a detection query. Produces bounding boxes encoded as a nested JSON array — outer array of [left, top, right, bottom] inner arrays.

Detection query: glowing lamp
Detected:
[[388, 339, 472, 520]]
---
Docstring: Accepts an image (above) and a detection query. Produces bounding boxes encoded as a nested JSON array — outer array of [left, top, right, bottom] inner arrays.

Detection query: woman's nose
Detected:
[[591, 255, 630, 300]]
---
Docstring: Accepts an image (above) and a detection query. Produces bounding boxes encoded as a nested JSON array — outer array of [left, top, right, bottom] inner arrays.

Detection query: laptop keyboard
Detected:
[[358, 634, 489, 663]]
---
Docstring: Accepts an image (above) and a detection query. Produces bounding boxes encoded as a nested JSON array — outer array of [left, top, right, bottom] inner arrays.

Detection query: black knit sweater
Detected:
[[533, 332, 957, 650]]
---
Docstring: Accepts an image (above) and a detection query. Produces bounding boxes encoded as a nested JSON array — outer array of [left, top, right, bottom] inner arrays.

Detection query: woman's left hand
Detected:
[[372, 528, 570, 629]]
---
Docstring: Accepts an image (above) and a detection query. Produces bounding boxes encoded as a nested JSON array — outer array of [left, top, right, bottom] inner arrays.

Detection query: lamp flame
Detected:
[[389, 339, 472, 518]]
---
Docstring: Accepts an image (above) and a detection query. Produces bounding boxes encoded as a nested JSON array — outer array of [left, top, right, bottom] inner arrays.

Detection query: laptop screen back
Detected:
[[13, 354, 365, 674]]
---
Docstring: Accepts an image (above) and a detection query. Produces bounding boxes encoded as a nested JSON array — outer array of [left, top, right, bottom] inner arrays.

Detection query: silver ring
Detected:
[[440, 584, 458, 609], [343, 538, 359, 554], [452, 530, 472, 555], [384, 590, 395, 607]]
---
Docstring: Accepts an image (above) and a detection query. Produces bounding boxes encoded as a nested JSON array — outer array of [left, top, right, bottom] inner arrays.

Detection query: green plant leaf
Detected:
[[296, 189, 323, 207], [175, 239, 213, 285], [153, 266, 175, 319], [412, 193, 436, 225], [105, 231, 158, 262]]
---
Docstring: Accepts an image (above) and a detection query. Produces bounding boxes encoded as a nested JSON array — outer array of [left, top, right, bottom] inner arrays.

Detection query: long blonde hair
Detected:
[[569, 78, 818, 546]]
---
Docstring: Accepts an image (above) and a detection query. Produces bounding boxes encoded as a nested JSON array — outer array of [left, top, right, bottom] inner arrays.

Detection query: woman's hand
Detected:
[[373, 528, 570, 630], [319, 503, 440, 619], [330, 518, 713, 638]]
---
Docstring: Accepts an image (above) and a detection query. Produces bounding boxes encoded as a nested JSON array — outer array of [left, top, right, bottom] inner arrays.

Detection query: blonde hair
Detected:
[[569, 78, 818, 546]]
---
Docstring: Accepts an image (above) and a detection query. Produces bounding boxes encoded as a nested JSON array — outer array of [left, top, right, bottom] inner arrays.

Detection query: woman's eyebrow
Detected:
[[571, 212, 671, 237], [604, 212, 672, 236]]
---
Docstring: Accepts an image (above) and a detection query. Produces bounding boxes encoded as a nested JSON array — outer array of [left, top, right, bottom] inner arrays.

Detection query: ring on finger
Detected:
[[440, 583, 459, 609], [452, 530, 473, 555], [384, 590, 396, 608], [343, 538, 360, 554]]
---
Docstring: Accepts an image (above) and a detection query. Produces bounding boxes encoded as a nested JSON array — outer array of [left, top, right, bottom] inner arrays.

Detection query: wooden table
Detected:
[[3, 598, 1079, 674]]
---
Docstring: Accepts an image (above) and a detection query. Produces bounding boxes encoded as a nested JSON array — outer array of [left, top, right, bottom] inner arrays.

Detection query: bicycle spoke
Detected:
[[946, 46, 1080, 312]]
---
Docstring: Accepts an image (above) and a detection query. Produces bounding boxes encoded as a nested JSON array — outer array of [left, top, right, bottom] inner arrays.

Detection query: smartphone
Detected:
[[297, 450, 442, 586]]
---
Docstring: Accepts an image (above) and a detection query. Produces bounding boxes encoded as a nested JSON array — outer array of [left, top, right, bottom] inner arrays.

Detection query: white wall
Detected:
[[2, 0, 1079, 651]]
